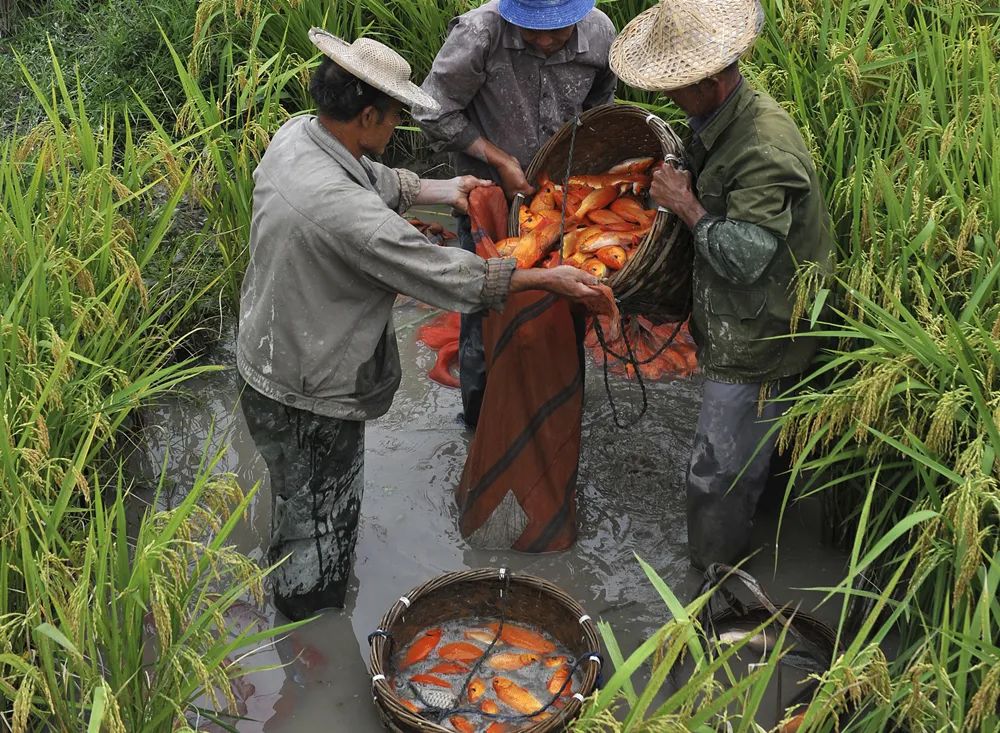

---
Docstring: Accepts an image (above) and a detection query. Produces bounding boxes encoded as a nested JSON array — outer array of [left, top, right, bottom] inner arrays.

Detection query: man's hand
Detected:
[[511, 265, 599, 300], [650, 163, 707, 229], [496, 157, 536, 200], [450, 175, 494, 214]]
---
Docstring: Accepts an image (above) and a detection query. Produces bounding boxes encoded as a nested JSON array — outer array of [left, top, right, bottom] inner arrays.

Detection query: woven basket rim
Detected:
[[369, 568, 601, 733]]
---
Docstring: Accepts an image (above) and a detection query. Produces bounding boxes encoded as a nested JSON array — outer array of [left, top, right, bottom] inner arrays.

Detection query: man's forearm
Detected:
[[413, 178, 457, 207], [465, 136, 515, 170]]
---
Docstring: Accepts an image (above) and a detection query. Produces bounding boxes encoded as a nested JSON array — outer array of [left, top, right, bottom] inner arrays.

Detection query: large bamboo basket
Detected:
[[508, 104, 693, 321], [369, 568, 602, 733]]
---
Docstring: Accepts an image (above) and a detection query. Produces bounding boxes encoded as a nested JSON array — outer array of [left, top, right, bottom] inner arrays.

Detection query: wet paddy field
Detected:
[[130, 299, 847, 731]]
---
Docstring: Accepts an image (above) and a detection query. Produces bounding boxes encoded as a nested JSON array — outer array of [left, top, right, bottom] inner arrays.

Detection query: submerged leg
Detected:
[[685, 379, 790, 570]]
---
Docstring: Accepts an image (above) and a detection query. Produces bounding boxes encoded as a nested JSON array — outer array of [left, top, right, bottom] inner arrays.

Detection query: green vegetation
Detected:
[[1, 0, 997, 730]]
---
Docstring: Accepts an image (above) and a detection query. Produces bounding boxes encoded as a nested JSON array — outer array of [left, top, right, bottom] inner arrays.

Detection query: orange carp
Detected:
[[610, 195, 655, 225], [574, 186, 619, 219], [463, 629, 498, 645], [467, 677, 486, 703], [596, 245, 628, 270], [582, 258, 609, 279], [486, 652, 540, 670], [481, 700, 500, 715], [427, 661, 468, 675], [400, 628, 442, 669], [568, 172, 650, 190], [586, 208, 626, 226], [439, 641, 485, 662], [579, 229, 646, 253], [400, 699, 422, 714], [608, 156, 657, 174], [409, 673, 451, 688], [547, 664, 573, 696], [493, 677, 543, 715], [486, 622, 557, 654], [449, 716, 476, 733]]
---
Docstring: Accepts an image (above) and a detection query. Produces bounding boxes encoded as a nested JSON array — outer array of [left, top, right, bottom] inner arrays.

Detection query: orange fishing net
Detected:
[[586, 316, 699, 380]]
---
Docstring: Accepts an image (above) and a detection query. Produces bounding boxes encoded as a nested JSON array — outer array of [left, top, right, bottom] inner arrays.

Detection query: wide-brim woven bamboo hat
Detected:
[[609, 0, 765, 91], [308, 28, 440, 111]]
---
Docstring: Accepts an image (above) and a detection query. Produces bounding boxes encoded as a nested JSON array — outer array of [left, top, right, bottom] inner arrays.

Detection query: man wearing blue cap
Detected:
[[414, 0, 616, 429]]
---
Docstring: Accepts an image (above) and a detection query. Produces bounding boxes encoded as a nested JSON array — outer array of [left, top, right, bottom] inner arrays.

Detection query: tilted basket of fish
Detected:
[[503, 103, 693, 321], [369, 568, 602, 733]]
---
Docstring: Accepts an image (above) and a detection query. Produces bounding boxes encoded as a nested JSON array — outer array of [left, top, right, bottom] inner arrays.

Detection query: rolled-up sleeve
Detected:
[[355, 209, 515, 313], [363, 159, 420, 213], [413, 18, 490, 154], [693, 215, 779, 285]]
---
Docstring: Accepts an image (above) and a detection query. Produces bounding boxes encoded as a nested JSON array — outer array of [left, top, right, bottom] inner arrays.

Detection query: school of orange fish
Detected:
[[391, 619, 580, 732], [495, 156, 661, 275]]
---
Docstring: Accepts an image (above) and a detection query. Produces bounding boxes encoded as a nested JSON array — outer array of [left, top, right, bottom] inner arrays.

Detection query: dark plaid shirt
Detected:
[[413, 0, 617, 181]]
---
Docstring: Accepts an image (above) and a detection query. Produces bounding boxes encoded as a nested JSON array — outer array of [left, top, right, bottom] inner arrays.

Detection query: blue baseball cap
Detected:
[[498, 0, 596, 30]]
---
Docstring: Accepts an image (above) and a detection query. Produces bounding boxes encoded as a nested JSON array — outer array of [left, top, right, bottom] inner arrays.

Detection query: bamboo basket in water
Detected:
[[369, 568, 602, 733], [508, 104, 693, 321]]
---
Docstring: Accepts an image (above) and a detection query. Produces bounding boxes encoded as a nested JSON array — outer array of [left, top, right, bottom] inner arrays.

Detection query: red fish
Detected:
[[400, 699, 422, 714], [493, 677, 543, 714], [608, 156, 657, 174], [400, 628, 442, 669], [409, 673, 451, 688], [486, 652, 540, 670], [467, 677, 486, 703], [428, 661, 468, 675], [610, 195, 653, 224], [568, 172, 650, 189], [481, 700, 500, 715], [582, 258, 608, 279], [464, 629, 499, 645], [485, 724, 509, 733], [587, 208, 626, 225], [579, 229, 648, 253], [544, 655, 569, 667], [485, 623, 557, 654], [596, 245, 628, 271], [574, 186, 619, 219], [508, 220, 562, 269], [439, 641, 485, 662], [449, 715, 476, 733], [547, 664, 573, 696]]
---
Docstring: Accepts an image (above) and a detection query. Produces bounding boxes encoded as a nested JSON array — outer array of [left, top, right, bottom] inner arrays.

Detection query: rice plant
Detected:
[[0, 50, 291, 731]]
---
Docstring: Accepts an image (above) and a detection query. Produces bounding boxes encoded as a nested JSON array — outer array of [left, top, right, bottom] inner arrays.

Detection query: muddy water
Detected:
[[132, 246, 847, 731]]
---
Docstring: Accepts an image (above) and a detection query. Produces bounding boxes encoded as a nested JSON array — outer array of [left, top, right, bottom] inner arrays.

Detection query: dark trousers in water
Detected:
[[686, 377, 796, 570], [239, 382, 364, 620], [456, 215, 588, 429], [457, 215, 488, 428]]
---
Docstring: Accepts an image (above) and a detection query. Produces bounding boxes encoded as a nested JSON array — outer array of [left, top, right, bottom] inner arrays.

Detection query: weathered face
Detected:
[[358, 99, 404, 156], [664, 78, 720, 118], [518, 24, 575, 56]]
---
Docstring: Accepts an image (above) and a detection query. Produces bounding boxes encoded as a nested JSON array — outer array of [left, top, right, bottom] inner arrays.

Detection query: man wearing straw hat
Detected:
[[414, 0, 617, 428], [237, 29, 605, 620], [610, 0, 834, 569]]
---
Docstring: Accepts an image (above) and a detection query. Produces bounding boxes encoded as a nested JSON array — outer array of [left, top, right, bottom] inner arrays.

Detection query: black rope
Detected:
[[556, 115, 581, 264]]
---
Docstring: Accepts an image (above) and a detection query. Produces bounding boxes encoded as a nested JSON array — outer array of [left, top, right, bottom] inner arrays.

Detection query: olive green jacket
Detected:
[[687, 82, 834, 384]]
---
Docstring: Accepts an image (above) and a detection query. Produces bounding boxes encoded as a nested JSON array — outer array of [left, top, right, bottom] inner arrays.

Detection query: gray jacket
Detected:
[[237, 116, 515, 420]]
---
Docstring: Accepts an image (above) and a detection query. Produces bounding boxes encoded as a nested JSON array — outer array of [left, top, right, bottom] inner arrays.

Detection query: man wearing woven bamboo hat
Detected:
[[237, 29, 605, 620], [414, 0, 617, 428], [610, 0, 834, 569]]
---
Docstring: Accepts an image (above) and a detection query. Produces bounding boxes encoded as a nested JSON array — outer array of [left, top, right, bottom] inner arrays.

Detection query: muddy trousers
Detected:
[[239, 382, 364, 620], [686, 378, 795, 570]]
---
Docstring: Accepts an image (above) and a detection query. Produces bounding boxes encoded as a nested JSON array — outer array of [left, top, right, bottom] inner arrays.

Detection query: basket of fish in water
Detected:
[[369, 568, 601, 733], [503, 104, 693, 321]]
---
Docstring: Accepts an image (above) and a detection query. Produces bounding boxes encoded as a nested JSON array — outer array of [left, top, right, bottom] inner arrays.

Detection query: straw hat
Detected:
[[609, 0, 765, 91], [308, 28, 440, 111]]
